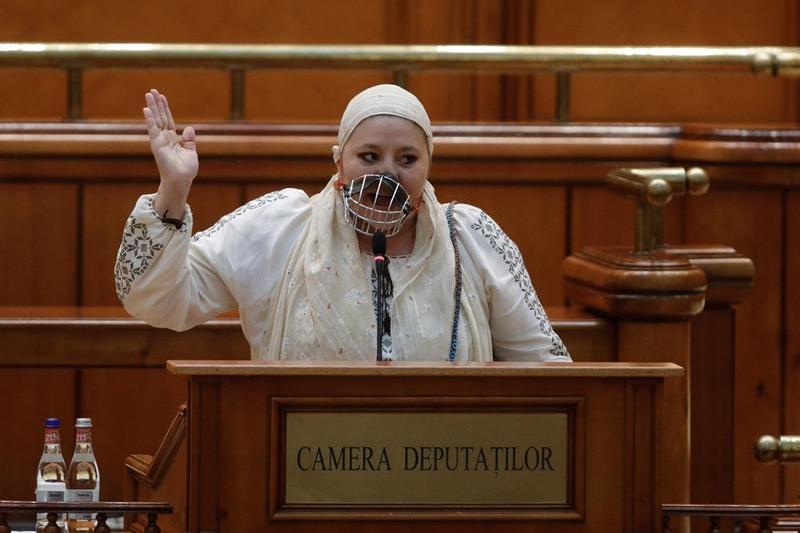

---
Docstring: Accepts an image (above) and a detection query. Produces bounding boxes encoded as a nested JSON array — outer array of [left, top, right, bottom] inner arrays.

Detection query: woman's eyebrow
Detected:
[[357, 143, 380, 151], [356, 143, 420, 153]]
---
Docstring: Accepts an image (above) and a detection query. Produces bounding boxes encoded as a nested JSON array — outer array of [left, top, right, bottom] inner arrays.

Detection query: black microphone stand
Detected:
[[372, 231, 387, 361]]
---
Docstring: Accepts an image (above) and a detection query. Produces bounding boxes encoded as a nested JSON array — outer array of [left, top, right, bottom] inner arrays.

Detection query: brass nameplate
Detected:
[[284, 411, 568, 505]]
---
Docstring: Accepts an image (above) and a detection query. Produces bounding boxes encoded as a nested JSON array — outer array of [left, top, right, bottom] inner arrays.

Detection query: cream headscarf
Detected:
[[337, 83, 433, 156], [257, 84, 492, 361]]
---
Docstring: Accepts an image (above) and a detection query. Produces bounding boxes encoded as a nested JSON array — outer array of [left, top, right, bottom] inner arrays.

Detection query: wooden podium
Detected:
[[127, 361, 681, 533]]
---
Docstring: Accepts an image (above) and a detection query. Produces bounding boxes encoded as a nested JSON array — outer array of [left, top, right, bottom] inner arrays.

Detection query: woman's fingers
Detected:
[[145, 90, 162, 129], [181, 126, 197, 151], [154, 91, 169, 129], [142, 107, 160, 140], [162, 94, 177, 131]]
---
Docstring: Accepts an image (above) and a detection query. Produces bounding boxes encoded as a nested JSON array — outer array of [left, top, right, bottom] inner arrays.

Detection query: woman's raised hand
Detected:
[[144, 89, 198, 218]]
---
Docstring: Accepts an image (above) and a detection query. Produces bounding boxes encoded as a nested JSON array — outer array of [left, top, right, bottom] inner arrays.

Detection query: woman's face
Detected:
[[336, 115, 431, 204]]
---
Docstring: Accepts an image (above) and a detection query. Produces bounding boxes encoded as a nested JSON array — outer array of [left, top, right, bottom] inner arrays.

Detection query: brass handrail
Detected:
[[3, 43, 800, 121]]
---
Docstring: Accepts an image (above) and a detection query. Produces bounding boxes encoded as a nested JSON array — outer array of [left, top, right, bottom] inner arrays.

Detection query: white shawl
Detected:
[[259, 176, 493, 361]]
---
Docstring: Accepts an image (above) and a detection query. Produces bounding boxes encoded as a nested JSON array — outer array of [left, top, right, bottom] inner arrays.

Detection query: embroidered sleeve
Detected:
[[461, 206, 571, 361], [113, 193, 236, 331], [114, 194, 189, 301], [114, 190, 306, 333]]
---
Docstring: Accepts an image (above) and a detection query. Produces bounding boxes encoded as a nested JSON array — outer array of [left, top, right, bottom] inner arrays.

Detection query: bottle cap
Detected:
[[44, 418, 60, 428], [75, 418, 93, 428]]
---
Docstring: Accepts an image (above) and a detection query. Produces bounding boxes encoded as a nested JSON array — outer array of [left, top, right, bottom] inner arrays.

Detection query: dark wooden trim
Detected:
[[0, 501, 172, 513], [663, 503, 800, 517]]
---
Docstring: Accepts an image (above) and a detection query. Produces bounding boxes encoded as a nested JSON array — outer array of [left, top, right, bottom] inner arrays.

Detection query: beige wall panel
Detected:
[[79, 368, 187, 502], [0, 369, 76, 499], [532, 0, 797, 123], [81, 183, 241, 305], [685, 190, 783, 503], [784, 191, 800, 503], [0, 183, 78, 305], [435, 184, 566, 305]]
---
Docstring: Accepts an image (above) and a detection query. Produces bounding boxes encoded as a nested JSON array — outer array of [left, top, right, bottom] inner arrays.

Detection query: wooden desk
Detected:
[[138, 361, 682, 533]]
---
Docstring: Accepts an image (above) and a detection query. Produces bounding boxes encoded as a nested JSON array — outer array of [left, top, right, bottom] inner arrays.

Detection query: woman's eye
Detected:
[[358, 152, 378, 163], [400, 154, 418, 166]]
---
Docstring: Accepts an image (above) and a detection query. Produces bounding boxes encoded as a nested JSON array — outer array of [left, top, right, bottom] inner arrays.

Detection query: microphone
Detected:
[[372, 231, 387, 362]]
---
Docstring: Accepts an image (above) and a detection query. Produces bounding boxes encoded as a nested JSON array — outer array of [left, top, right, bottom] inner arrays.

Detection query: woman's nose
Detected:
[[377, 162, 399, 178]]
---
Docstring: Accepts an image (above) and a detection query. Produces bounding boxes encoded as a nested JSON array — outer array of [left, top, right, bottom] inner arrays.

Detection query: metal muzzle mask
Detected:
[[341, 173, 413, 237]]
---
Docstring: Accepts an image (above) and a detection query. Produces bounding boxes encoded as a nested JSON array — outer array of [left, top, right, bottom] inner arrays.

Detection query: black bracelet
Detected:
[[160, 209, 185, 229]]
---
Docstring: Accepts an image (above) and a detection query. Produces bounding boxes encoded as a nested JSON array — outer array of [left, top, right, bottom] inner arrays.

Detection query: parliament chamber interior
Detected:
[[1, 1, 799, 532]]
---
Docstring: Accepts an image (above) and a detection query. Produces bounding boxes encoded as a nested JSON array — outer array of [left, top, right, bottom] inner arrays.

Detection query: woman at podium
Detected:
[[113, 84, 570, 363]]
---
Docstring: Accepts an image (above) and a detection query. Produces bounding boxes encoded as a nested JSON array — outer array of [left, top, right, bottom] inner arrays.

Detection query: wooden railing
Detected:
[[0, 501, 172, 533], [663, 504, 800, 532], [2, 43, 800, 121]]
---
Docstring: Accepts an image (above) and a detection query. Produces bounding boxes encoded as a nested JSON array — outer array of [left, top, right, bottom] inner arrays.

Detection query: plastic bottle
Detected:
[[36, 417, 67, 532], [66, 418, 100, 533]]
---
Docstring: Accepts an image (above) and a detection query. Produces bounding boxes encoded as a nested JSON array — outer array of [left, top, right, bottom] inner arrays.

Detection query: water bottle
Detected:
[[66, 418, 100, 533], [36, 417, 67, 532]]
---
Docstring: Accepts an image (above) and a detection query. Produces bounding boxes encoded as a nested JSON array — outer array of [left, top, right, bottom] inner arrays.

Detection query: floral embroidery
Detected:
[[191, 191, 288, 242], [114, 217, 166, 301], [470, 211, 568, 358]]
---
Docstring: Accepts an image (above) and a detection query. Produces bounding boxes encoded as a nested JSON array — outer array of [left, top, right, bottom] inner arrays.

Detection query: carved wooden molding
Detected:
[[563, 246, 707, 319], [124, 403, 188, 490]]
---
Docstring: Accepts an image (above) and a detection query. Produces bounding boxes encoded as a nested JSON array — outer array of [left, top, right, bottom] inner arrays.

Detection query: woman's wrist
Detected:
[[153, 181, 190, 221]]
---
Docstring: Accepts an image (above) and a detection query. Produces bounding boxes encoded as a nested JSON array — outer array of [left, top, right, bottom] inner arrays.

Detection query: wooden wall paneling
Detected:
[[0, 69, 66, 119], [434, 183, 566, 305], [81, 182, 242, 305], [397, 0, 506, 122], [569, 186, 684, 252], [690, 308, 735, 505], [0, 0, 391, 121], [531, 0, 797, 124], [0, 369, 77, 499], [500, 0, 535, 120], [617, 321, 691, 513], [83, 71, 230, 122], [0, 183, 79, 305], [783, 191, 800, 503], [684, 189, 783, 504], [535, 73, 792, 124], [227, 0, 390, 122], [78, 368, 187, 502], [472, 0, 507, 121], [247, 71, 391, 122], [1, 0, 799, 124]]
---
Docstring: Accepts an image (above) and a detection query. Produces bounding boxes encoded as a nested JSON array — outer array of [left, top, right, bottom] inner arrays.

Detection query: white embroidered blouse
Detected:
[[114, 189, 570, 362]]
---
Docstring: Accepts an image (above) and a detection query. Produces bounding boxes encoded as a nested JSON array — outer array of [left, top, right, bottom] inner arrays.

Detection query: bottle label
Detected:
[[71, 490, 93, 502], [44, 429, 60, 445], [36, 488, 66, 524], [37, 489, 65, 502], [67, 489, 98, 521], [75, 429, 92, 444]]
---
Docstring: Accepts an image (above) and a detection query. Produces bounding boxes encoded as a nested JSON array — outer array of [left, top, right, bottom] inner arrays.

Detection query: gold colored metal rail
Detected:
[[605, 167, 709, 253], [2, 43, 799, 121]]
